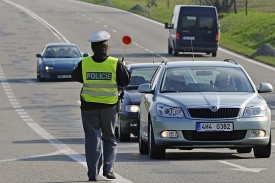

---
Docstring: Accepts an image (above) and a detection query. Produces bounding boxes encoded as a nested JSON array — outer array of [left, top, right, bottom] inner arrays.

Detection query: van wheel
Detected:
[[212, 52, 217, 57], [168, 44, 173, 54], [173, 43, 179, 56], [173, 49, 179, 56]]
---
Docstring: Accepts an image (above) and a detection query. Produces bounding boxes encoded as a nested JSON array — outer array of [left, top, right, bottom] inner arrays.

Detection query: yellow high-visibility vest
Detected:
[[81, 56, 118, 104]]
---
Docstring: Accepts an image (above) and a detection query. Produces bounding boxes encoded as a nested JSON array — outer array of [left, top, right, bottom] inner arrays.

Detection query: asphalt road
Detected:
[[0, 0, 274, 183]]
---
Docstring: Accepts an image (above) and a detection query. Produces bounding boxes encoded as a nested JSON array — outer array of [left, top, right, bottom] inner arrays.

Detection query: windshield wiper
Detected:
[[160, 90, 179, 93]]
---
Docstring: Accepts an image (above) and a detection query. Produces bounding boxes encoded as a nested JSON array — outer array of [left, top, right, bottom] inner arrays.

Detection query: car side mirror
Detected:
[[36, 53, 42, 58], [258, 82, 273, 93], [138, 83, 154, 94], [83, 53, 89, 57]]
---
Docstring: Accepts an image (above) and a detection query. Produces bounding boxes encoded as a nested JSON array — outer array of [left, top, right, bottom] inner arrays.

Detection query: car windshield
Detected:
[[43, 46, 82, 58], [160, 66, 254, 92], [127, 67, 157, 89]]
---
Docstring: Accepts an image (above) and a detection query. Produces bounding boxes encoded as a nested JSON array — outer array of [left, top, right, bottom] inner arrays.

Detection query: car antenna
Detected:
[[121, 34, 133, 64], [153, 45, 155, 63], [191, 38, 194, 61]]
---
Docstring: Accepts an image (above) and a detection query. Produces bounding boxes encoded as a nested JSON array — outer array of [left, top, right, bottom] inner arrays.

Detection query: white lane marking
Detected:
[[218, 47, 275, 71], [0, 150, 64, 163], [218, 161, 266, 172], [3, 0, 69, 43], [69, 0, 275, 69], [1, 1, 133, 182]]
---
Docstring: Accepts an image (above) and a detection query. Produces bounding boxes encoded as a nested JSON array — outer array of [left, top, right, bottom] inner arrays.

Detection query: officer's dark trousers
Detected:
[[81, 106, 117, 179]]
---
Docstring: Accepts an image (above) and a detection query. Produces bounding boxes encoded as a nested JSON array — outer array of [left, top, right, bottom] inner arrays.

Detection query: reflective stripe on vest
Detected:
[[81, 56, 118, 104]]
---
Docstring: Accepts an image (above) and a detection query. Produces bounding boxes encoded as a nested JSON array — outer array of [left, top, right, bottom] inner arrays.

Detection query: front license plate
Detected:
[[196, 122, 233, 132], [183, 36, 195, 40], [58, 75, 71, 78]]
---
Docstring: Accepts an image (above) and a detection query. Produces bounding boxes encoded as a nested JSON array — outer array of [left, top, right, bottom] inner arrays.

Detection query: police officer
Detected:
[[71, 30, 131, 181]]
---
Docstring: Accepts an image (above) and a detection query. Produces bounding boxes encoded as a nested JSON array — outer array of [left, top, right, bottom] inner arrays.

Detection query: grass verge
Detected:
[[82, 0, 275, 66]]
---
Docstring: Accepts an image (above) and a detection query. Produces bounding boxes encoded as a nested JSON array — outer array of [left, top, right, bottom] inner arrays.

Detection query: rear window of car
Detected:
[[160, 66, 254, 92], [127, 67, 158, 88]]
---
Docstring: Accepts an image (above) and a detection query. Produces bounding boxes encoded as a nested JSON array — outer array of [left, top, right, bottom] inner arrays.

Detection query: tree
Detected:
[[147, 0, 157, 8], [201, 0, 236, 13]]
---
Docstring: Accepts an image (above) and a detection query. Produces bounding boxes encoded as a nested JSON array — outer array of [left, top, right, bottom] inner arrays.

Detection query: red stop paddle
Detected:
[[121, 35, 133, 62]]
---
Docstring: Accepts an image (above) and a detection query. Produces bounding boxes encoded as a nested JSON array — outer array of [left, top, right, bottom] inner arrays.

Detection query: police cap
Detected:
[[87, 30, 111, 43]]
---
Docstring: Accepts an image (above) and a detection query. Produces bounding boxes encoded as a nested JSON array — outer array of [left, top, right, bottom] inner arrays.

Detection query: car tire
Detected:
[[118, 119, 130, 142], [253, 132, 271, 158], [168, 42, 173, 54], [115, 126, 119, 138], [148, 122, 165, 159], [237, 147, 252, 153], [119, 131, 130, 142], [212, 52, 217, 57], [39, 77, 45, 82], [139, 129, 149, 154], [206, 52, 211, 55]]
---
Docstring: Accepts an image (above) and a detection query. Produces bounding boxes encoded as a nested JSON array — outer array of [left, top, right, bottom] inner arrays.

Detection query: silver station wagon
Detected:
[[138, 59, 273, 159]]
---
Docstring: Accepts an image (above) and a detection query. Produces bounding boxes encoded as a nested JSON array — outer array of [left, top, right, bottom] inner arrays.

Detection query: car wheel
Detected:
[[168, 42, 173, 54], [139, 128, 149, 154], [39, 77, 45, 82], [206, 52, 211, 55], [115, 126, 119, 138], [237, 147, 252, 153], [148, 122, 165, 159], [118, 117, 130, 142], [253, 132, 271, 158], [212, 52, 217, 57]]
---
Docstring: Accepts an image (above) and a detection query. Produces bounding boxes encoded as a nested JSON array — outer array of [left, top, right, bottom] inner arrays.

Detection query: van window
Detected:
[[199, 17, 214, 30], [182, 16, 197, 29], [182, 16, 214, 30]]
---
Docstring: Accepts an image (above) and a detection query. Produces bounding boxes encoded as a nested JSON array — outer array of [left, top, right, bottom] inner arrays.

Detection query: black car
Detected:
[[115, 63, 160, 141]]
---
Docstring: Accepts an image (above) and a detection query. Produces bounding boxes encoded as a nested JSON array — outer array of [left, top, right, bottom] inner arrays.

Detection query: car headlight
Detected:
[[157, 104, 184, 118], [45, 66, 54, 71], [243, 104, 267, 117], [125, 105, 139, 113]]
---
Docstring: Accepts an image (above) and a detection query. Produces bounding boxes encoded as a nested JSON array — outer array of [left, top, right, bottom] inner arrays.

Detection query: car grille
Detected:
[[188, 108, 240, 118], [182, 130, 247, 141]]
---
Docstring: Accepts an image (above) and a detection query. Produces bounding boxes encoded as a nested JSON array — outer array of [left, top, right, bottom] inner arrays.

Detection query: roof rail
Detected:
[[223, 59, 238, 65]]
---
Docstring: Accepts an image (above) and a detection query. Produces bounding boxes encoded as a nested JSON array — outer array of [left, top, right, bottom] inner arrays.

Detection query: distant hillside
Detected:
[[82, 0, 275, 66]]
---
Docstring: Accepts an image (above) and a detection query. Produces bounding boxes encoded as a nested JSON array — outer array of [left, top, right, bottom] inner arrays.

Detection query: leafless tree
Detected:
[[201, 0, 236, 13], [147, 0, 157, 8]]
